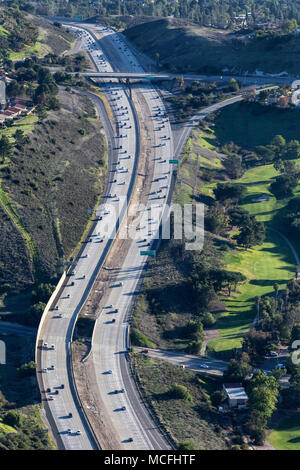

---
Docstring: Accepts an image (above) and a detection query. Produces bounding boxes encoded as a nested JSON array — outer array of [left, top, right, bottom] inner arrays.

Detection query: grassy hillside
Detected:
[[132, 354, 228, 450], [0, 7, 75, 60], [0, 89, 106, 292], [0, 332, 55, 449], [269, 414, 300, 450], [124, 18, 300, 75]]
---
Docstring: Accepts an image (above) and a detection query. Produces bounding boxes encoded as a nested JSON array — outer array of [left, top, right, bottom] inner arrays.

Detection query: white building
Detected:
[[0, 78, 5, 108], [223, 383, 248, 409]]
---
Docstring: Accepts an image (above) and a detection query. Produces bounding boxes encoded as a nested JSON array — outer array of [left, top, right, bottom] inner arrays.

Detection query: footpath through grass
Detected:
[[269, 414, 300, 450]]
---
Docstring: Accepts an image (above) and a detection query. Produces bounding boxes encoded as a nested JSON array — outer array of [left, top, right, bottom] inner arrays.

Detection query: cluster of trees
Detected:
[[271, 158, 299, 199], [206, 183, 265, 249], [0, 409, 52, 449], [0, 6, 38, 54], [255, 134, 300, 165], [7, 59, 60, 110], [168, 80, 224, 121], [22, 282, 55, 326], [245, 370, 279, 445], [189, 246, 246, 310], [16, 0, 300, 30], [41, 52, 89, 72], [243, 284, 300, 363], [283, 197, 300, 235], [184, 320, 204, 354]]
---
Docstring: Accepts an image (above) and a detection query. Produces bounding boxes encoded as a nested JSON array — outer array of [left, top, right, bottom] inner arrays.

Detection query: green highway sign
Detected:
[[169, 159, 179, 164], [140, 250, 156, 256]]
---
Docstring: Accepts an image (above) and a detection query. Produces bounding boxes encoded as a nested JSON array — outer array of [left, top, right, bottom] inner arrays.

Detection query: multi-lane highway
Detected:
[[37, 24, 144, 450], [69, 23, 174, 450], [37, 19, 265, 451]]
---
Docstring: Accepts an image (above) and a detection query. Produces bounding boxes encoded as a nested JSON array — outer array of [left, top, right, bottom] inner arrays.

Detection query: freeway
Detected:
[[71, 23, 174, 449], [36, 25, 142, 449], [37, 19, 279, 451]]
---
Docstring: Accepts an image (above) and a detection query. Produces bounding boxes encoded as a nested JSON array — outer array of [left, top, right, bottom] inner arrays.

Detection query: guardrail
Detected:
[[35, 271, 66, 363]]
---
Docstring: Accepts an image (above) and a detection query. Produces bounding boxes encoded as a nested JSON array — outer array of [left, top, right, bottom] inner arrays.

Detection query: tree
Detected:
[[282, 18, 298, 34], [273, 283, 279, 304], [234, 217, 265, 249], [17, 361, 37, 378], [223, 358, 251, 382], [202, 312, 216, 327], [3, 410, 23, 428], [13, 129, 30, 149], [270, 174, 299, 199], [0, 135, 13, 162], [229, 78, 239, 92], [214, 183, 246, 204], [186, 340, 202, 355], [286, 140, 300, 159], [211, 390, 226, 407], [228, 206, 251, 227], [271, 134, 286, 150], [32, 283, 55, 303], [169, 384, 193, 402], [23, 301, 46, 326]]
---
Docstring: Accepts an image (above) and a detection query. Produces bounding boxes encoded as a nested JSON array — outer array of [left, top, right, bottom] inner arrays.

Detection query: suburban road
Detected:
[[134, 347, 228, 375]]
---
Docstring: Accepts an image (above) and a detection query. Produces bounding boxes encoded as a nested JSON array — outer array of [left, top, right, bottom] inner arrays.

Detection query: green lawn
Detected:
[[269, 414, 300, 450], [0, 419, 17, 434], [205, 160, 300, 355], [0, 114, 38, 143], [208, 230, 296, 355]]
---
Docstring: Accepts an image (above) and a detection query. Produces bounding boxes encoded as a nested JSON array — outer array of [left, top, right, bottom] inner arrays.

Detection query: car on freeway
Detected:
[[121, 406, 126, 411], [107, 370, 113, 374], [67, 428, 72, 434], [49, 396, 55, 401], [128, 437, 133, 442], [200, 364, 210, 369]]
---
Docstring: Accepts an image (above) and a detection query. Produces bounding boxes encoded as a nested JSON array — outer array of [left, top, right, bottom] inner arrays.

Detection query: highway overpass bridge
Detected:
[[82, 71, 291, 85]]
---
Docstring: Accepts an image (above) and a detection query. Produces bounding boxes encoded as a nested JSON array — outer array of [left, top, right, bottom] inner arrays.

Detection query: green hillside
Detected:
[[124, 18, 300, 75]]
